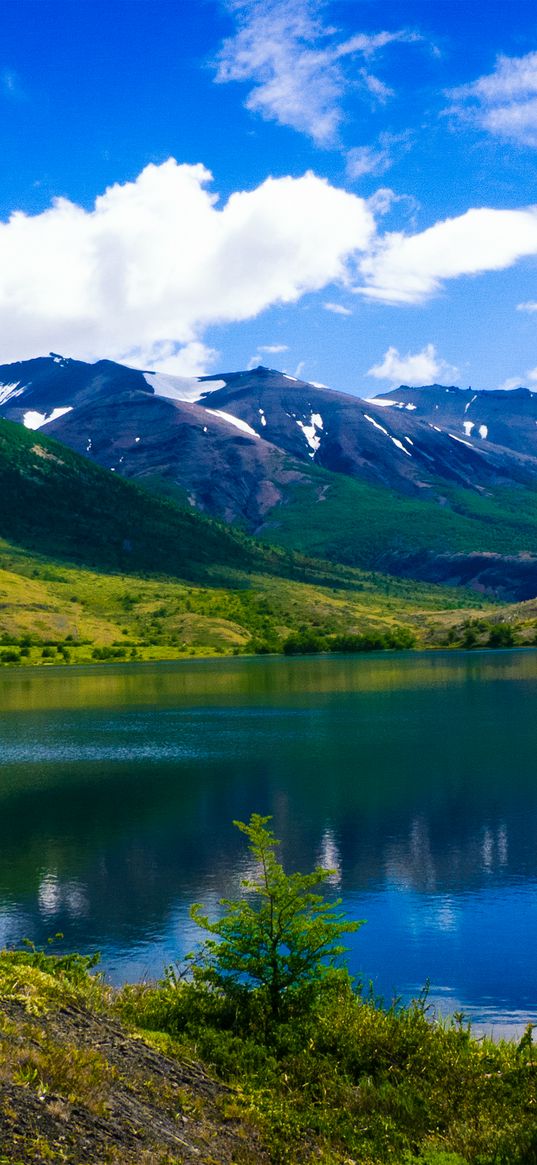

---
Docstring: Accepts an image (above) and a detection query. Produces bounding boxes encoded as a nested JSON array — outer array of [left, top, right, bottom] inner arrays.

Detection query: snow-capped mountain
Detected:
[[3, 354, 537, 602], [373, 383, 537, 459], [2, 357, 537, 521]]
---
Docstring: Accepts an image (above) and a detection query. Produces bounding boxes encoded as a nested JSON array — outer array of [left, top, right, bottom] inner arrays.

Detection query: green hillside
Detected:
[[0, 417, 274, 585], [0, 418, 505, 665], [3, 416, 536, 666], [0, 536, 495, 666], [260, 459, 537, 566]]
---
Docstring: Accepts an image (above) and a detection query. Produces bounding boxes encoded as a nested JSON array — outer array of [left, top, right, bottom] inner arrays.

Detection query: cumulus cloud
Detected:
[[517, 300, 537, 312], [0, 158, 374, 368], [358, 206, 537, 303], [214, 0, 417, 145], [4, 158, 537, 372], [448, 51, 537, 147], [367, 343, 458, 386]]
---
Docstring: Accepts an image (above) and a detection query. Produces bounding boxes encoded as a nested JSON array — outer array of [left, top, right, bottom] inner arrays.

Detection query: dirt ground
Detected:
[[0, 998, 268, 1165]]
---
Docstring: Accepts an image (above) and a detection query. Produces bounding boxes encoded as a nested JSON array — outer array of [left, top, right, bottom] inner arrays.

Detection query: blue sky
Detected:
[[2, 0, 537, 394]]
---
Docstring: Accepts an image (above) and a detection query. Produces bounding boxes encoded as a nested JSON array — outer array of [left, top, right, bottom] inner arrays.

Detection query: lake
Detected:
[[1, 649, 536, 1037]]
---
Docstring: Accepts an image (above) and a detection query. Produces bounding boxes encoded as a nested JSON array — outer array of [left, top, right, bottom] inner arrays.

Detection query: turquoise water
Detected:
[[1, 649, 536, 1035]]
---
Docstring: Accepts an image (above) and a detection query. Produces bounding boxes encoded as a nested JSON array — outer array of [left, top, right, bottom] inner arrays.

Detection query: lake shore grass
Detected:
[[0, 554, 534, 670], [0, 945, 536, 1165]]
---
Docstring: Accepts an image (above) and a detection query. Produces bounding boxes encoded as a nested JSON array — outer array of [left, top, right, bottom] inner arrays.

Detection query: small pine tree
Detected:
[[190, 814, 363, 1020]]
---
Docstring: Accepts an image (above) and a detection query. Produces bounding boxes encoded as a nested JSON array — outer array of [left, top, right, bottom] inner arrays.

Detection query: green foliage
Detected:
[[91, 645, 127, 660], [116, 817, 537, 1161], [0, 648, 20, 663], [0, 938, 103, 1015], [120, 968, 537, 1165], [12, 936, 101, 983], [0, 416, 275, 585], [282, 631, 327, 655], [488, 622, 516, 648], [261, 457, 537, 571], [189, 814, 362, 1021], [331, 625, 417, 652]]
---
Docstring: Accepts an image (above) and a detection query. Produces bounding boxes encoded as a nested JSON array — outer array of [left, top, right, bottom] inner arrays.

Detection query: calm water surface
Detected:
[[1, 649, 536, 1037]]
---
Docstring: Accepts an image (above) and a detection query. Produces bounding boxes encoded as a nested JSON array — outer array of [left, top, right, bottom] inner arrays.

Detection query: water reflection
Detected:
[[1, 649, 537, 1035]]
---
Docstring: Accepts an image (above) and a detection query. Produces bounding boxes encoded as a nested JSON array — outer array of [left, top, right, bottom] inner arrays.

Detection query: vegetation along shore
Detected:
[[1, 816, 535, 1165]]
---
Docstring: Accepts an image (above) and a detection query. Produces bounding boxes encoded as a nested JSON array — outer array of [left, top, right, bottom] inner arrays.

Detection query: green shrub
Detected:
[[0, 649, 20, 663], [488, 623, 516, 648], [189, 814, 362, 1023]]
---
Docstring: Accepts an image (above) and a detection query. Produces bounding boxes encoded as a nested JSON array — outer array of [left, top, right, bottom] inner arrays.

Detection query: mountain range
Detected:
[[2, 355, 537, 598]]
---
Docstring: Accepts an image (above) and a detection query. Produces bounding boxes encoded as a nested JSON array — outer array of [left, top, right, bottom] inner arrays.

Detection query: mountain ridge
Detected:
[[2, 356, 537, 598]]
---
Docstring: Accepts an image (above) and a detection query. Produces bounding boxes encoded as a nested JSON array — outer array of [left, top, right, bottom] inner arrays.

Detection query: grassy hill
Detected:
[[3, 415, 537, 664], [0, 537, 497, 666], [0, 417, 511, 664]]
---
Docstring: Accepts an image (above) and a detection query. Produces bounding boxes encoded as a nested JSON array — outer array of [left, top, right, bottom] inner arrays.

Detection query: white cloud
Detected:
[[247, 344, 288, 367], [499, 365, 537, 390], [138, 341, 219, 377], [214, 0, 417, 145], [4, 159, 537, 373], [358, 206, 537, 303], [359, 71, 393, 103], [324, 301, 352, 315], [448, 51, 537, 147], [347, 143, 392, 180], [498, 376, 524, 391], [346, 132, 411, 180], [367, 343, 457, 386], [0, 158, 374, 369], [517, 300, 537, 312], [500, 365, 537, 389]]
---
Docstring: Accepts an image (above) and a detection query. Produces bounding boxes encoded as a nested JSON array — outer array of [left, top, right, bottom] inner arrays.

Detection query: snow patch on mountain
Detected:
[[364, 413, 411, 454], [364, 413, 389, 436], [143, 371, 225, 403], [0, 382, 23, 406], [296, 413, 323, 457], [365, 398, 397, 407], [391, 436, 411, 456], [23, 407, 73, 430], [205, 409, 260, 438]]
